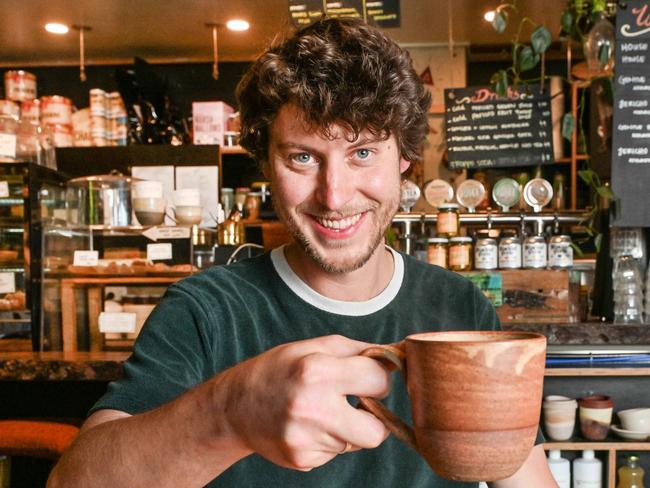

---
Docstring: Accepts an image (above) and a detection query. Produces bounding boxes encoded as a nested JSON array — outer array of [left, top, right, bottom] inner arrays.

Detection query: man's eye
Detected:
[[291, 153, 313, 164], [356, 148, 371, 159]]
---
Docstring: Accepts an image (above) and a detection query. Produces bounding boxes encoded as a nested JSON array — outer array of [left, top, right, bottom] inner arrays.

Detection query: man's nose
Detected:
[[317, 161, 355, 211]]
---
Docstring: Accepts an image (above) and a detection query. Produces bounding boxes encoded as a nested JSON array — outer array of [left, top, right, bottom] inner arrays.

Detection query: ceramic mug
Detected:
[[578, 395, 613, 441], [542, 395, 578, 441], [359, 330, 547, 482]]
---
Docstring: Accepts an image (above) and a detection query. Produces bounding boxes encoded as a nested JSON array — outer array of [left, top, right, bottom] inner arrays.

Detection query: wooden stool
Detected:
[[0, 420, 79, 460]]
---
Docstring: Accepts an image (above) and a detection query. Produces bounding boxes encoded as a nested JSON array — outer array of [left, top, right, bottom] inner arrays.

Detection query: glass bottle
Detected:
[[617, 455, 645, 488]]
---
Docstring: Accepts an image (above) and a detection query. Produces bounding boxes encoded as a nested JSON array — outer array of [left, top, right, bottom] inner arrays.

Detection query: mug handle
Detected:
[[358, 343, 417, 450]]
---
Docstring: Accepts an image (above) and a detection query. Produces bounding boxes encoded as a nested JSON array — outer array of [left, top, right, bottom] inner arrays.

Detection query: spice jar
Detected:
[[244, 191, 261, 220], [498, 231, 522, 269], [548, 235, 573, 269], [523, 235, 548, 269], [436, 203, 460, 237], [427, 237, 448, 268], [449, 237, 473, 271], [474, 235, 498, 270]]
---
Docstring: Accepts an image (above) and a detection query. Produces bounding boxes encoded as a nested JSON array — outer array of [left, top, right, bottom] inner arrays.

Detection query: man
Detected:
[[49, 18, 556, 487]]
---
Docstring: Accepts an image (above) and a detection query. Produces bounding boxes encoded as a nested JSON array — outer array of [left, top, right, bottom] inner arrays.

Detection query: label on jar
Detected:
[[427, 246, 447, 268], [0, 181, 8, 198], [0, 133, 17, 159], [549, 241, 573, 268], [523, 241, 547, 268], [73, 250, 99, 267], [98, 312, 137, 334], [437, 212, 458, 235], [475, 243, 498, 270], [0, 272, 16, 294], [498, 242, 522, 269], [449, 245, 471, 268], [147, 243, 172, 261]]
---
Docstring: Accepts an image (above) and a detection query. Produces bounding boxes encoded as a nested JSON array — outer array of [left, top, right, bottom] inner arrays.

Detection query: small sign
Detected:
[[147, 243, 173, 261], [73, 250, 99, 267], [142, 226, 191, 242], [0, 181, 8, 198], [98, 312, 137, 334], [0, 134, 16, 159], [0, 272, 16, 294]]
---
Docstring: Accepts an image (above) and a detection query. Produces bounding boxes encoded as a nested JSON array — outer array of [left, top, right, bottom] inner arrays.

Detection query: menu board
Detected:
[[444, 86, 554, 169], [611, 0, 650, 226], [289, 0, 400, 28]]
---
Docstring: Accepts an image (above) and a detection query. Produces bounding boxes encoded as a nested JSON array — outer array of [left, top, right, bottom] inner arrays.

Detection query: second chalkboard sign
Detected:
[[444, 85, 554, 170]]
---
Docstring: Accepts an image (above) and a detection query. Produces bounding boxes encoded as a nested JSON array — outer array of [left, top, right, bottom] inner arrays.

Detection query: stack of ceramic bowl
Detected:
[[542, 395, 578, 441], [612, 408, 650, 441], [173, 188, 202, 225], [613, 255, 644, 324], [133, 180, 166, 226]]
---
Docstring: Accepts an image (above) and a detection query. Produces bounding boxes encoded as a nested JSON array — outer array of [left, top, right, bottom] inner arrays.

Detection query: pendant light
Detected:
[[206, 22, 221, 80], [72, 25, 92, 82]]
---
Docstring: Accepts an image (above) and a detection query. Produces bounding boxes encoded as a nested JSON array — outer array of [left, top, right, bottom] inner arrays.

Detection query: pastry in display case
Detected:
[[0, 162, 65, 351]]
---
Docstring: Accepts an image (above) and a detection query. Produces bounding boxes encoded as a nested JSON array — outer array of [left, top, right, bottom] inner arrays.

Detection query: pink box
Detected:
[[192, 101, 234, 146]]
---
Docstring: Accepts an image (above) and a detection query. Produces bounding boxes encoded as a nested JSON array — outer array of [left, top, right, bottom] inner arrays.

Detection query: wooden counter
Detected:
[[0, 351, 129, 381]]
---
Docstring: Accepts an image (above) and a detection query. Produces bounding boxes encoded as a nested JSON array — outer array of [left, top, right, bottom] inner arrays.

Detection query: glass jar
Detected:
[[427, 237, 448, 268], [436, 203, 460, 237], [244, 191, 261, 220], [449, 237, 473, 271], [498, 232, 522, 269], [523, 235, 548, 269], [474, 236, 498, 270], [548, 235, 574, 269]]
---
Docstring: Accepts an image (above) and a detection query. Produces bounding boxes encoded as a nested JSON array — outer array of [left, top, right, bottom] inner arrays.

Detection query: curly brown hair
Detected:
[[236, 17, 431, 163]]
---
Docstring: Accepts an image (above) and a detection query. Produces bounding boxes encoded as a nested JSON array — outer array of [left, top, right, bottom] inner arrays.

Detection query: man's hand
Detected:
[[219, 334, 391, 471]]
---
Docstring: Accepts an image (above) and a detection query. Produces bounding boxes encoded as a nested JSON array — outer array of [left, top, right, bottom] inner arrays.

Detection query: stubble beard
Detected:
[[273, 190, 400, 274]]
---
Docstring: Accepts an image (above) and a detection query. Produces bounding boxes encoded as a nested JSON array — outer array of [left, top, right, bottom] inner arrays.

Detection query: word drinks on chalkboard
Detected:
[[444, 85, 554, 170], [289, 0, 400, 28], [612, 0, 650, 226]]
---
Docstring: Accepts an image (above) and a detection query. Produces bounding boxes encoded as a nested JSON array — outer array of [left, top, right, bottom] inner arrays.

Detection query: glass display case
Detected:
[[41, 224, 196, 351], [0, 162, 65, 351]]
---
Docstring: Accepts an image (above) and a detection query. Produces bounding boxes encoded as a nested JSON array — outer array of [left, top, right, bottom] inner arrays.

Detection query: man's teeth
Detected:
[[317, 213, 362, 230]]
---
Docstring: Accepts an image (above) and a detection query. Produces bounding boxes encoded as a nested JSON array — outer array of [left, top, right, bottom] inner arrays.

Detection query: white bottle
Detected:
[[573, 450, 602, 488], [547, 450, 571, 488]]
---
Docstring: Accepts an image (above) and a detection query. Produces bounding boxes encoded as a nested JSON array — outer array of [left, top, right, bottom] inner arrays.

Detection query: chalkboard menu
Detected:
[[289, 0, 400, 28], [444, 86, 554, 170], [611, 0, 650, 227]]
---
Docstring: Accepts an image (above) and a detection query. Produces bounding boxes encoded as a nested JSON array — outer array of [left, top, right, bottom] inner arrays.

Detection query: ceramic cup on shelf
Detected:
[[357, 330, 547, 482], [578, 395, 614, 441], [173, 189, 202, 225], [133, 180, 166, 226], [617, 407, 650, 433], [542, 395, 578, 441]]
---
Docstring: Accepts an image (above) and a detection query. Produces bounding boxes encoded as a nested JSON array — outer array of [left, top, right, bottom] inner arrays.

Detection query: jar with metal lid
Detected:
[[548, 235, 573, 269], [427, 237, 448, 268], [244, 191, 262, 220], [498, 232, 522, 269], [448, 236, 473, 271], [474, 236, 498, 270], [523, 235, 548, 269], [436, 203, 460, 238]]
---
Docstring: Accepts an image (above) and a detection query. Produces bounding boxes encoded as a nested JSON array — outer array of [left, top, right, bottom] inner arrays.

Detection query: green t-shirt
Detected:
[[92, 247, 501, 487]]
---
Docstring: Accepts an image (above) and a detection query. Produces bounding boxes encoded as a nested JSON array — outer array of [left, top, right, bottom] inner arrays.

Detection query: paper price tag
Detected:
[[147, 243, 172, 261], [73, 250, 99, 267], [0, 181, 8, 198], [0, 273, 16, 294], [0, 134, 16, 159], [98, 312, 137, 334]]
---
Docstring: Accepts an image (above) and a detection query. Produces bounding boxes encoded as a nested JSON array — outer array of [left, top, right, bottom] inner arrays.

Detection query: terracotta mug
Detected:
[[358, 330, 547, 482]]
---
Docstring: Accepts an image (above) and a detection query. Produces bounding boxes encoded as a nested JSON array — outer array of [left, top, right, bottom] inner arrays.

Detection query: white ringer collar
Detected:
[[270, 245, 404, 316]]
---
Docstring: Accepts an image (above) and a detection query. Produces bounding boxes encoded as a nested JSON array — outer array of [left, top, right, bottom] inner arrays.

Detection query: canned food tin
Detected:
[[4, 70, 37, 102], [0, 100, 20, 118], [523, 235, 547, 269], [20, 99, 40, 123], [548, 235, 573, 269], [427, 237, 448, 268], [498, 234, 522, 269], [474, 237, 498, 270], [40, 96, 73, 125], [90, 88, 107, 116], [51, 124, 73, 147]]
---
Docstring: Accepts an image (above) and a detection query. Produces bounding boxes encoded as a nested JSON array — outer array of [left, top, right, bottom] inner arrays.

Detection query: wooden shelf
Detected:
[[220, 146, 248, 155], [545, 368, 650, 377], [544, 441, 650, 451]]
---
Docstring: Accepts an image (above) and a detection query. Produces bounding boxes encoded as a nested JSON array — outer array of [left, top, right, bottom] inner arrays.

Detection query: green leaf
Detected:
[[491, 69, 509, 98], [578, 169, 596, 185], [518, 45, 540, 72], [598, 43, 611, 67], [596, 185, 614, 199], [594, 233, 603, 253], [531, 26, 552, 54], [492, 11, 507, 33], [561, 113, 575, 141], [571, 242, 585, 258], [561, 10, 573, 34], [591, 0, 606, 13]]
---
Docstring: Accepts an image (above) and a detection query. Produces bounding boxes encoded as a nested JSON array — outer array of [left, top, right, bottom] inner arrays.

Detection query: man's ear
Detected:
[[399, 158, 411, 174]]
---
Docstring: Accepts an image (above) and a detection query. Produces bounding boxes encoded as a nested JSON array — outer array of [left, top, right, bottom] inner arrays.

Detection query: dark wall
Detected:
[[1, 61, 251, 118]]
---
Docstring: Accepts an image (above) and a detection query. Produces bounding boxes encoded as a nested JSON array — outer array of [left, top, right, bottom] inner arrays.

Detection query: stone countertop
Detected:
[[0, 352, 129, 381], [503, 323, 650, 345]]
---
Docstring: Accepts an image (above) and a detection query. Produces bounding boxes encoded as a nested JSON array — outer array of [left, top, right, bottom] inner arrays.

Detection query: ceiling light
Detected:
[[45, 23, 69, 34], [226, 20, 249, 31], [483, 11, 496, 23]]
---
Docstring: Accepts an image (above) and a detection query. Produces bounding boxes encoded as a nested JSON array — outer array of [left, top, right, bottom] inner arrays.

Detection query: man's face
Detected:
[[267, 104, 410, 273]]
